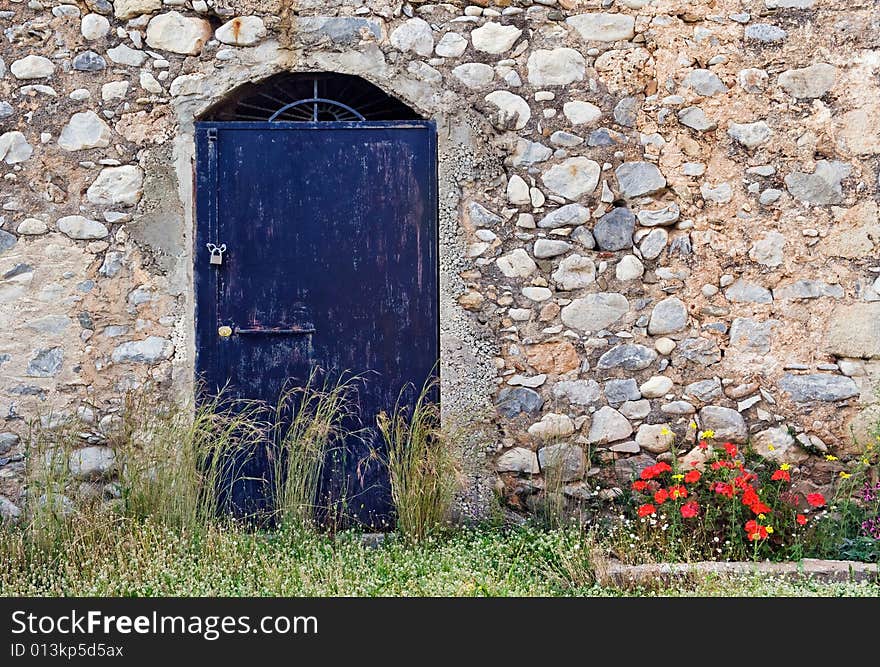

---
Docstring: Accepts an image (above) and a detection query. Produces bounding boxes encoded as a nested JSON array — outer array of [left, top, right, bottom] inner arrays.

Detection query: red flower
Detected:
[[632, 480, 648, 492], [684, 470, 701, 484], [771, 469, 791, 482], [710, 461, 723, 471], [750, 501, 772, 516], [638, 503, 656, 517], [669, 485, 688, 500], [723, 442, 738, 458], [742, 486, 760, 508], [639, 467, 656, 481], [796, 514, 807, 526], [744, 520, 768, 541], [714, 482, 734, 498], [698, 440, 709, 450], [654, 488, 669, 505], [806, 493, 826, 508], [680, 501, 699, 518], [655, 462, 672, 474]]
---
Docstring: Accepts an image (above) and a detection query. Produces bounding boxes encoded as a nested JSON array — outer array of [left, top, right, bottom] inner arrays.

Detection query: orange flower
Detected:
[[654, 488, 669, 505], [771, 469, 790, 482], [638, 503, 656, 517], [669, 485, 688, 500], [680, 501, 699, 518], [796, 514, 807, 526], [684, 470, 701, 484], [806, 493, 826, 508]]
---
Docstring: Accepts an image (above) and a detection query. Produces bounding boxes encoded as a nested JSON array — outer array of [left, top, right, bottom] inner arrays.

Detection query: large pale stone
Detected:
[[215, 16, 267, 46], [648, 297, 688, 335], [728, 121, 772, 149], [640, 376, 673, 399], [496, 248, 537, 278], [567, 13, 635, 42], [552, 254, 596, 290], [114, 0, 161, 20], [538, 204, 589, 229], [86, 166, 144, 206], [777, 374, 859, 402], [58, 111, 111, 151], [496, 447, 539, 474], [526, 48, 585, 86], [538, 443, 585, 482], [485, 91, 531, 130], [698, 406, 748, 443], [561, 293, 629, 331], [390, 18, 434, 56], [683, 69, 728, 96], [749, 231, 785, 267], [0, 132, 33, 164], [541, 157, 600, 200], [528, 413, 575, 440], [69, 446, 116, 480], [533, 239, 571, 259], [57, 215, 108, 240], [435, 32, 467, 58], [452, 63, 494, 89], [635, 424, 674, 453], [587, 407, 632, 444], [824, 303, 880, 358], [552, 379, 602, 406], [10, 55, 54, 80], [146, 12, 212, 55], [107, 44, 147, 67], [81, 14, 111, 40], [471, 22, 521, 54], [563, 101, 602, 125], [615, 161, 666, 198], [111, 337, 174, 364], [784, 160, 851, 205], [752, 427, 808, 464], [778, 63, 836, 99]]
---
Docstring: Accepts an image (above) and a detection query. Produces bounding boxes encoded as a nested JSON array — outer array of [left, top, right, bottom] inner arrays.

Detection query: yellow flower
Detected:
[[672, 474, 684, 481], [758, 513, 766, 520], [688, 421, 697, 430], [766, 526, 774, 534], [862, 458, 871, 466], [768, 444, 776, 451], [699, 429, 715, 439], [780, 463, 791, 471], [660, 427, 673, 437], [825, 455, 838, 461], [839, 472, 851, 479]]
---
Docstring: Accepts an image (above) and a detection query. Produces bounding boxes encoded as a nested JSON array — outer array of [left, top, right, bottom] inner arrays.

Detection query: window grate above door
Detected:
[[200, 72, 421, 122]]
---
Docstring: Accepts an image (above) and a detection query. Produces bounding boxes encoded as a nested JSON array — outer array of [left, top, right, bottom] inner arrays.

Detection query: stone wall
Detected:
[[0, 0, 878, 523]]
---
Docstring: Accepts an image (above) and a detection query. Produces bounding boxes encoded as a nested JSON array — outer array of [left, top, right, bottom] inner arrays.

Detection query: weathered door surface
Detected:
[[194, 121, 438, 527]]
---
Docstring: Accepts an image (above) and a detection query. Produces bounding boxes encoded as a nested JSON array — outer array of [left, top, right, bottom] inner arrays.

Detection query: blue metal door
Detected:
[[194, 121, 438, 528]]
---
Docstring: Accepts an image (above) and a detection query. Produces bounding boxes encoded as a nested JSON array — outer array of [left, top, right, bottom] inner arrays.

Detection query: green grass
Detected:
[[2, 520, 877, 597]]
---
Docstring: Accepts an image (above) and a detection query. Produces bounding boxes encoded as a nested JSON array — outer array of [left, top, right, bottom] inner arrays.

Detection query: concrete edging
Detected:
[[595, 558, 880, 588]]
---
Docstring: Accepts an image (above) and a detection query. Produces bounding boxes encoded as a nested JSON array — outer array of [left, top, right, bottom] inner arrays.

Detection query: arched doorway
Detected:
[[194, 72, 438, 529]]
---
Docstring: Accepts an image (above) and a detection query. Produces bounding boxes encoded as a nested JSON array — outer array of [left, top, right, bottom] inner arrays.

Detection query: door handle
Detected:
[[234, 326, 316, 335]]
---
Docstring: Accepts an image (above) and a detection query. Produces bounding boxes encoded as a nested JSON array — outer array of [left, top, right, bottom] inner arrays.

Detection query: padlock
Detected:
[[206, 243, 226, 266]]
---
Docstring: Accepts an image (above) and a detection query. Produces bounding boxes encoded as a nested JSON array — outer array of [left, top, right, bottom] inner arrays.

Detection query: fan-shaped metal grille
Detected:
[[200, 72, 421, 122]]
